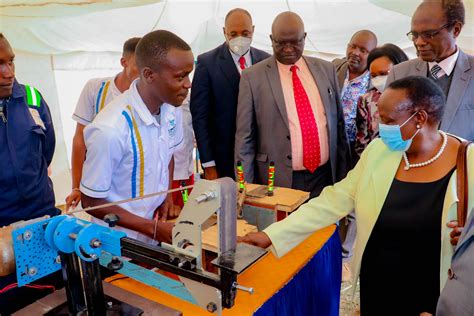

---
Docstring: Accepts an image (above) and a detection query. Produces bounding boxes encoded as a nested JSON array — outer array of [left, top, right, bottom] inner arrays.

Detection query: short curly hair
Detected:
[[387, 76, 445, 124]]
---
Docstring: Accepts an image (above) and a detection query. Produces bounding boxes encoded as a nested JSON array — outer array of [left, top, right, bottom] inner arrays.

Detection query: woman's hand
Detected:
[[238, 232, 272, 248], [447, 220, 463, 246]]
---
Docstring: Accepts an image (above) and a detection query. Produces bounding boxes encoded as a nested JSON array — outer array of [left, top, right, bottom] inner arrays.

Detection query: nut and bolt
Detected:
[[23, 231, 33, 241], [90, 239, 102, 248], [206, 302, 217, 313], [28, 267, 38, 276]]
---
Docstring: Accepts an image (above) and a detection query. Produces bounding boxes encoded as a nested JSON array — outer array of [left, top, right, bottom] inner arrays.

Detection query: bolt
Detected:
[[55, 256, 61, 264], [28, 267, 38, 276], [23, 231, 32, 241], [107, 301, 113, 308], [195, 190, 217, 203], [90, 254, 98, 260], [90, 239, 102, 248], [206, 302, 217, 313], [69, 233, 77, 240]]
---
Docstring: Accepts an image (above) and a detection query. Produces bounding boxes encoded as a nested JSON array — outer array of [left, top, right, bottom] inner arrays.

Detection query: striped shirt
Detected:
[[72, 76, 121, 126], [80, 79, 184, 242]]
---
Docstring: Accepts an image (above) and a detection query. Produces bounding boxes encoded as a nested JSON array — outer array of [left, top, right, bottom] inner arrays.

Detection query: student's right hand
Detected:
[[65, 189, 82, 211], [203, 166, 218, 180], [238, 232, 272, 249]]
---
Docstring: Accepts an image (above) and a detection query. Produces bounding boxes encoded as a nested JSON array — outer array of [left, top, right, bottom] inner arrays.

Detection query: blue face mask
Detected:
[[379, 112, 420, 152]]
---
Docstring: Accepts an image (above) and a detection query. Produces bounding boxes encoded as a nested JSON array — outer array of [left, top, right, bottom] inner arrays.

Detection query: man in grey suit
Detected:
[[387, 0, 474, 141], [235, 11, 350, 199], [436, 208, 474, 316]]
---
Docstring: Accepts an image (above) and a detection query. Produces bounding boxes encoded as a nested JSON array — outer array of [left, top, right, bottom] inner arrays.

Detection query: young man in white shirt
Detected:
[[66, 37, 141, 209], [80, 30, 194, 243]]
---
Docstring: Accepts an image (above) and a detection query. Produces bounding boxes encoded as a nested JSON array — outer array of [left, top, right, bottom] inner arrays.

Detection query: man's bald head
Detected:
[[271, 11, 305, 36], [270, 12, 306, 65]]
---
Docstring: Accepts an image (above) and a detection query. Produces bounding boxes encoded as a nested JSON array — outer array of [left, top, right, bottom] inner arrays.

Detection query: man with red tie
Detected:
[[191, 8, 269, 180], [235, 11, 350, 198]]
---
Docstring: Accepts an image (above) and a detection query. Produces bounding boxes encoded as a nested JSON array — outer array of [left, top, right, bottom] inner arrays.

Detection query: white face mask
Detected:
[[228, 36, 252, 56], [371, 75, 388, 93]]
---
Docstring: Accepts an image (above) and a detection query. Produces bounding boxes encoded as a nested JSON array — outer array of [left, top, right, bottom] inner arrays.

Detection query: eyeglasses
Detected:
[[271, 36, 305, 49], [406, 23, 452, 41]]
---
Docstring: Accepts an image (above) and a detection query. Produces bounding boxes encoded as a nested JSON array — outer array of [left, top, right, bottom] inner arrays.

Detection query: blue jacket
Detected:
[[0, 80, 57, 226]]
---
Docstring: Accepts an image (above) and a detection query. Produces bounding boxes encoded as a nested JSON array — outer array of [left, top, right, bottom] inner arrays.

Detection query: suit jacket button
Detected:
[[287, 154, 292, 160], [447, 268, 456, 279], [287, 135, 290, 140]]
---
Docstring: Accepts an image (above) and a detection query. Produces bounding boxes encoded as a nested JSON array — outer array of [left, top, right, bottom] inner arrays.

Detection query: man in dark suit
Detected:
[[235, 11, 350, 199], [191, 8, 270, 180], [387, 0, 474, 141]]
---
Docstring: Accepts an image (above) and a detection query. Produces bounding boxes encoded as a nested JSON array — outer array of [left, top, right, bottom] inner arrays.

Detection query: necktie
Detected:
[[239, 56, 246, 71], [290, 65, 321, 173], [430, 64, 442, 79]]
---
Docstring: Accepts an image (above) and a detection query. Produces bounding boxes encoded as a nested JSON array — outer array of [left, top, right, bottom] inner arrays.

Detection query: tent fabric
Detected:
[[1, 0, 473, 203]]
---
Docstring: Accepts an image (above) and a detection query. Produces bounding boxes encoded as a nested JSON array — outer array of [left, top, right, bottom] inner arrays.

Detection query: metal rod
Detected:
[[66, 185, 194, 215], [120, 238, 224, 290], [60, 252, 86, 314], [81, 259, 106, 315]]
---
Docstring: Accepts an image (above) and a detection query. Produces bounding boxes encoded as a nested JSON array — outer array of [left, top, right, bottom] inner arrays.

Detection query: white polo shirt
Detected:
[[80, 79, 184, 242], [173, 95, 194, 180], [72, 76, 121, 126]]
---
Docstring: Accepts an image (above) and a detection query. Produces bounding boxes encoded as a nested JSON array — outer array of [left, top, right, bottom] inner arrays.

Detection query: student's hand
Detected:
[[154, 221, 174, 244], [447, 220, 463, 246], [65, 189, 81, 211], [203, 166, 218, 180], [420, 312, 432, 316], [156, 195, 180, 221], [238, 232, 272, 248]]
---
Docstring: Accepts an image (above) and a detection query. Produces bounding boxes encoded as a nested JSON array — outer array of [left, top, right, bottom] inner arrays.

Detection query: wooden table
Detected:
[[241, 184, 310, 230]]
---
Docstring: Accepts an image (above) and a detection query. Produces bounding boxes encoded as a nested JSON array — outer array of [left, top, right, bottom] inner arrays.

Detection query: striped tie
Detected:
[[430, 64, 443, 79]]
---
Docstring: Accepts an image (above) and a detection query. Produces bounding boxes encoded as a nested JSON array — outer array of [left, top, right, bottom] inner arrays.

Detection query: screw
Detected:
[[23, 231, 32, 241], [90, 254, 98, 260], [28, 267, 38, 276], [55, 256, 61, 264], [69, 233, 77, 240], [107, 301, 113, 308], [90, 239, 102, 248], [206, 302, 217, 313]]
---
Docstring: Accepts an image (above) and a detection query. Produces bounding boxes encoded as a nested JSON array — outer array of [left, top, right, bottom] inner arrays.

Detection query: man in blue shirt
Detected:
[[0, 33, 61, 314], [0, 33, 58, 227]]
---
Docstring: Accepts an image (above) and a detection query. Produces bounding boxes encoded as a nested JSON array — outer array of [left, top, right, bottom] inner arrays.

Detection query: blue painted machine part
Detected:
[[44, 215, 68, 251], [74, 223, 125, 261], [12, 217, 61, 286], [53, 217, 88, 253]]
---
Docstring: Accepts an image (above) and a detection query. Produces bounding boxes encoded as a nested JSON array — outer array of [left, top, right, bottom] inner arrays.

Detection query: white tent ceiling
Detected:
[[1, 0, 473, 204]]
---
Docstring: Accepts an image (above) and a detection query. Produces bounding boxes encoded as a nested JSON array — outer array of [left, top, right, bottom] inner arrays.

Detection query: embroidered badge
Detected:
[[29, 108, 46, 130], [168, 117, 176, 138]]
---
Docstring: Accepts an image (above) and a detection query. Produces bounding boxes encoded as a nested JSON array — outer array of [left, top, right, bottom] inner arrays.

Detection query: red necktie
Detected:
[[239, 56, 246, 71], [290, 65, 321, 173]]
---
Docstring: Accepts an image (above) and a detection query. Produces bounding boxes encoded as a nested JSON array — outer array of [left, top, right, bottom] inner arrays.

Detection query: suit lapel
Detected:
[[218, 44, 240, 93], [265, 57, 289, 130], [304, 57, 336, 133], [250, 47, 263, 64], [441, 50, 471, 131], [337, 62, 347, 91], [414, 58, 428, 76]]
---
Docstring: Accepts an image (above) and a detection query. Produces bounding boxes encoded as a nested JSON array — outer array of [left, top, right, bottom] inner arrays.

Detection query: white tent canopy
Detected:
[[1, 0, 473, 204]]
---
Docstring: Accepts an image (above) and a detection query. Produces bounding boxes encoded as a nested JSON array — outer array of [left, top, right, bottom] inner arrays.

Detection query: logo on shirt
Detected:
[[168, 118, 176, 138]]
